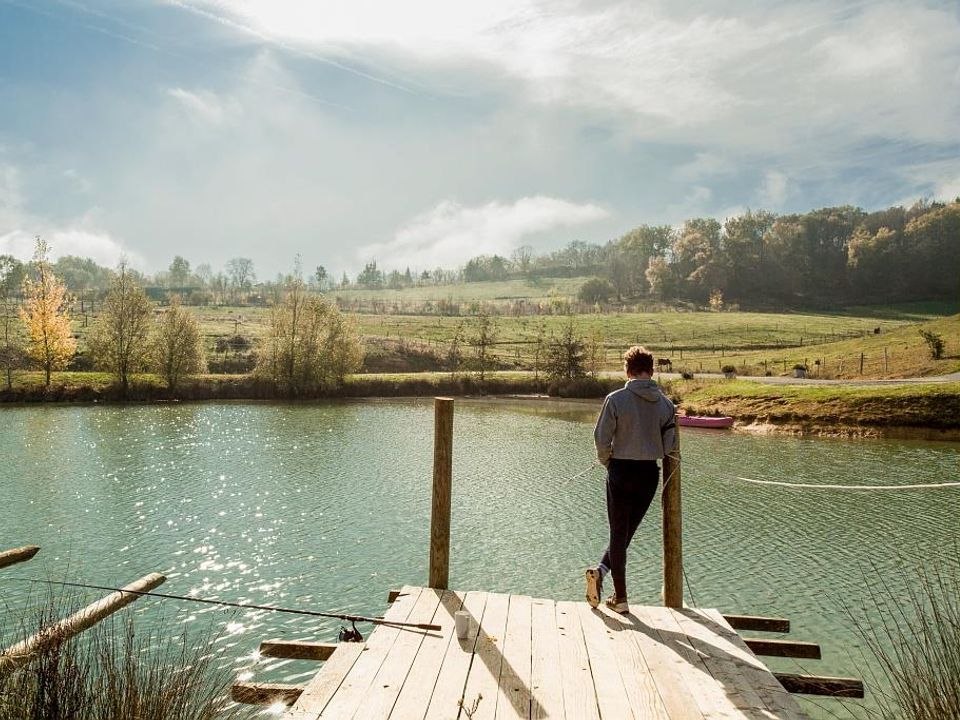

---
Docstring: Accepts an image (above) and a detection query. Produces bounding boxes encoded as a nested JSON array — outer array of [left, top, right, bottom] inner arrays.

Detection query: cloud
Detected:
[[167, 87, 234, 124], [757, 171, 788, 209], [359, 196, 608, 270]]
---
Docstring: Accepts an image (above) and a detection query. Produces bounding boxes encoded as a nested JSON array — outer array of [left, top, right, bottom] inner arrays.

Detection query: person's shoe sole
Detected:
[[584, 568, 601, 608]]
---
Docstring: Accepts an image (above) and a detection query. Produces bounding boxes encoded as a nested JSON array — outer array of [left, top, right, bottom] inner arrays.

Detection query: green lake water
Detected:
[[1, 398, 958, 718]]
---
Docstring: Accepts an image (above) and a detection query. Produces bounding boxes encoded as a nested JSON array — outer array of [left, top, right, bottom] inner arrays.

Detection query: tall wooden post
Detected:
[[662, 418, 683, 608], [429, 397, 454, 589]]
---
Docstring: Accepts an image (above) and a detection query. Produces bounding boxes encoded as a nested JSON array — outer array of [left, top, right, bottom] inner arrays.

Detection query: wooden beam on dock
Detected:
[[774, 673, 864, 698], [744, 638, 821, 659], [0, 572, 166, 678], [232, 681, 304, 706], [259, 640, 339, 661], [0, 545, 40, 570], [429, 397, 454, 590], [723, 614, 790, 633]]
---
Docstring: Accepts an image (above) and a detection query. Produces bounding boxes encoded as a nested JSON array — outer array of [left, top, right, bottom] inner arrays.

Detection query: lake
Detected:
[[1, 398, 958, 718]]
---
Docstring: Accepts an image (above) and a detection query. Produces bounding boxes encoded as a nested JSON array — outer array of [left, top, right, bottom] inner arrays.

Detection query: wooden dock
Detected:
[[278, 584, 810, 719]]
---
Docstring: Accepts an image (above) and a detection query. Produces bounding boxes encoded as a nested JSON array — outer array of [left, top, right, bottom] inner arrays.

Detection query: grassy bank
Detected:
[[678, 379, 960, 433]]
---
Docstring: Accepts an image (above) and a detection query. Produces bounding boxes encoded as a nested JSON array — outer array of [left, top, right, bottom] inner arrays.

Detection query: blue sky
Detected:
[[1, 0, 959, 279]]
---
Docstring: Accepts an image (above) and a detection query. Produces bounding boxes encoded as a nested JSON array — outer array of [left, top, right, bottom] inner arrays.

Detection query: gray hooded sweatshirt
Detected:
[[594, 379, 678, 465]]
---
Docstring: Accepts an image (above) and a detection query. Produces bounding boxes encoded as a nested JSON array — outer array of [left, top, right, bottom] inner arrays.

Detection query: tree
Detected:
[[20, 237, 76, 387], [88, 265, 153, 396], [578, 277, 615, 304], [469, 310, 497, 382], [151, 296, 205, 392], [919, 329, 945, 360], [225, 257, 255, 302], [0, 257, 24, 390], [356, 261, 384, 288], [531, 320, 547, 380], [585, 327, 605, 376], [447, 321, 465, 375], [314, 265, 328, 290], [545, 318, 585, 380], [257, 279, 363, 395], [168, 256, 191, 287]]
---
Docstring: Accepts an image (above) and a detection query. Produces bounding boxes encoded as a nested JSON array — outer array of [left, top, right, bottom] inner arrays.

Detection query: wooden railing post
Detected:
[[429, 397, 454, 589], [662, 417, 683, 608]]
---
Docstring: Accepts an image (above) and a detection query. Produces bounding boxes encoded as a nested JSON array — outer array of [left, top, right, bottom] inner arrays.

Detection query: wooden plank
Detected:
[[317, 585, 425, 719], [555, 600, 600, 720], [743, 638, 820, 660], [530, 598, 565, 720], [685, 609, 808, 720], [576, 603, 636, 720], [457, 591, 510, 720], [260, 640, 339, 661], [351, 587, 444, 719], [623, 605, 705, 720], [0, 572, 166, 678], [285, 644, 366, 720], [495, 594, 532, 720], [698, 610, 813, 716], [233, 682, 303, 705], [586, 606, 671, 719], [723, 615, 790, 634], [423, 591, 489, 720], [634, 605, 748, 720], [0, 545, 40, 570], [773, 673, 864, 699], [391, 590, 465, 719]]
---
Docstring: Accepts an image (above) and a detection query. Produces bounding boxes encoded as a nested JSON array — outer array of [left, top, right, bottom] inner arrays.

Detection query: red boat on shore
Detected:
[[678, 415, 735, 429]]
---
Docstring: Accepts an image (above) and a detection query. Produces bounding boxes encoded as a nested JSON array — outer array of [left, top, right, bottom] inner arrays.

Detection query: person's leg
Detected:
[[601, 460, 633, 600], [622, 460, 659, 551]]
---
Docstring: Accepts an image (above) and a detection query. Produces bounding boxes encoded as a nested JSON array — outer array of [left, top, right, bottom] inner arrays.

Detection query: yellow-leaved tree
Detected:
[[20, 237, 76, 387]]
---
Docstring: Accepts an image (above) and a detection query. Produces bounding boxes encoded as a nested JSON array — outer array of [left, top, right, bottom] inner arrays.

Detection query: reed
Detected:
[[0, 591, 238, 720]]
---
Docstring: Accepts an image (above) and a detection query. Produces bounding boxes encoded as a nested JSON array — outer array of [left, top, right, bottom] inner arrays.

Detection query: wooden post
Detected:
[[0, 572, 166, 678], [0, 545, 40, 570], [429, 397, 454, 589], [662, 418, 683, 608]]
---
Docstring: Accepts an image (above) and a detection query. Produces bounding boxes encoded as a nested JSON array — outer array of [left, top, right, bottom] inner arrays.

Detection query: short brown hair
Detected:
[[623, 345, 654, 376]]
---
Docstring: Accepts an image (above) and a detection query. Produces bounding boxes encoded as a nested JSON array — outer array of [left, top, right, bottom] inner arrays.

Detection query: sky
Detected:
[[1, 0, 959, 279]]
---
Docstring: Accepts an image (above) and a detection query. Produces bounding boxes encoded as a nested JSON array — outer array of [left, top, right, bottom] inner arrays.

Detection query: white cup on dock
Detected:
[[454, 611, 470, 639]]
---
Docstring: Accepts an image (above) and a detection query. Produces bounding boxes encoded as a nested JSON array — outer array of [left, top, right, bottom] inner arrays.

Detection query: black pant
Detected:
[[599, 458, 659, 600]]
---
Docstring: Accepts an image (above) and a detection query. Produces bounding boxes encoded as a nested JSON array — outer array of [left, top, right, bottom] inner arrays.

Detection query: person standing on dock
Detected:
[[586, 345, 678, 614]]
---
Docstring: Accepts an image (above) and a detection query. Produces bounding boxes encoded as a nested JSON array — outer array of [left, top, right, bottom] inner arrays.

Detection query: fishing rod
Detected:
[[4, 578, 441, 633]]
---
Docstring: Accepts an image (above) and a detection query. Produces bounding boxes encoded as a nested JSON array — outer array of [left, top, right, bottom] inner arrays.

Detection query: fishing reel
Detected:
[[338, 621, 363, 643]]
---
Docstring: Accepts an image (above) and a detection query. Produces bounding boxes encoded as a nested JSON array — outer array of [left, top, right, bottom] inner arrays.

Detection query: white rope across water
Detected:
[[735, 476, 960, 490]]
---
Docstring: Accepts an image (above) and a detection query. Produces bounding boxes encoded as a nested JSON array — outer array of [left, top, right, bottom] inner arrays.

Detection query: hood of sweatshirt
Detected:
[[625, 378, 662, 402]]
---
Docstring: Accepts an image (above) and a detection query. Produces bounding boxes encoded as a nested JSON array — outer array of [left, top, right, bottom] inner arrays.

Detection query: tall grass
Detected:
[[848, 555, 960, 720], [0, 593, 238, 720]]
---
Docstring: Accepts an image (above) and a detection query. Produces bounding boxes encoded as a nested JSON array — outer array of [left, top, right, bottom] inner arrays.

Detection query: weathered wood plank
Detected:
[[773, 673, 864, 699], [423, 591, 488, 720], [317, 585, 424, 719], [589, 607, 671, 719], [458, 591, 510, 720], [624, 605, 705, 720], [0, 572, 165, 678], [495, 594, 532, 720], [743, 638, 820, 660], [691, 609, 808, 720], [260, 640, 339, 661], [723, 615, 790, 634], [530, 598, 565, 720], [555, 600, 600, 720], [391, 590, 465, 719], [233, 682, 303, 706], [0, 545, 40, 570], [351, 587, 444, 719], [576, 603, 636, 720], [285, 643, 366, 720], [636, 606, 750, 720]]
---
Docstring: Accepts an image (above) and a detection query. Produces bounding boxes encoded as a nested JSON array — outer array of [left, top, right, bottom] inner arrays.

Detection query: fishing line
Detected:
[[733, 477, 960, 491], [2, 578, 441, 632]]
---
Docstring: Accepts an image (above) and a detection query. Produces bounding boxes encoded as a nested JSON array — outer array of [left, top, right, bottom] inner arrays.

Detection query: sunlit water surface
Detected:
[[1, 399, 958, 718]]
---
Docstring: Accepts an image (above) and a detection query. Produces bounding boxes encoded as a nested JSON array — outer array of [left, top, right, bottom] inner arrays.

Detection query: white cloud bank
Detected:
[[360, 196, 608, 270]]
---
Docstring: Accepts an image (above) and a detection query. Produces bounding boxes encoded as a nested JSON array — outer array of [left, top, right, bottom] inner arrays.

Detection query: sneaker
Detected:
[[605, 594, 629, 614], [584, 568, 602, 608]]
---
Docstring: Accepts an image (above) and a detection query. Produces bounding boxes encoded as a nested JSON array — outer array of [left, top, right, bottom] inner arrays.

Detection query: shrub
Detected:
[[919, 329, 945, 360], [577, 277, 615, 304]]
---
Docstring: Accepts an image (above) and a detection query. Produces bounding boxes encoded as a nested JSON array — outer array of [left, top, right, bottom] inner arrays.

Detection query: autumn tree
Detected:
[[257, 279, 363, 395], [151, 296, 206, 393], [469, 309, 497, 382], [0, 255, 25, 390], [89, 265, 153, 396], [20, 238, 76, 387]]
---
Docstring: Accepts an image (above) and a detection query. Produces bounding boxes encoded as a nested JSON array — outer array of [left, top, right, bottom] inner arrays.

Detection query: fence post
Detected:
[[662, 418, 683, 608], [429, 397, 454, 589]]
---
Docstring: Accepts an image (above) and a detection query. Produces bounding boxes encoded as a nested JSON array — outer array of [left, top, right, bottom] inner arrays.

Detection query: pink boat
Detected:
[[678, 415, 735, 429]]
